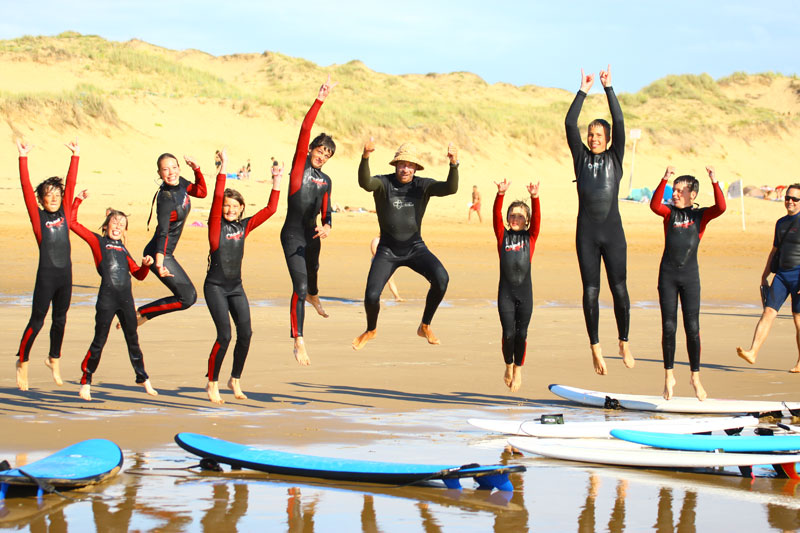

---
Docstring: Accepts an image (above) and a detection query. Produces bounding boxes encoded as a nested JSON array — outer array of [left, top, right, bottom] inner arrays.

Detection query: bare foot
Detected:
[[790, 365, 800, 373], [136, 312, 148, 327], [142, 380, 159, 396], [690, 373, 707, 401], [307, 294, 329, 318], [663, 371, 676, 400], [736, 347, 756, 364], [294, 338, 311, 366], [503, 364, 513, 388], [44, 357, 63, 386], [590, 344, 607, 375], [510, 365, 523, 393], [79, 384, 92, 401], [16, 360, 29, 391], [206, 381, 224, 404], [228, 377, 247, 400], [417, 323, 440, 345], [394, 297, 406, 302], [619, 340, 635, 368], [352, 330, 377, 350]]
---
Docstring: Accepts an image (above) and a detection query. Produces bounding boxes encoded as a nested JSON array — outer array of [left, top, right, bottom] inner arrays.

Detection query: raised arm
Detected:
[[289, 78, 335, 196], [650, 167, 673, 218], [601, 65, 625, 161], [703, 165, 727, 219], [62, 138, 80, 221], [17, 141, 41, 242], [358, 138, 383, 192], [245, 162, 283, 236], [184, 156, 207, 198], [565, 69, 593, 157], [207, 150, 227, 251], [527, 182, 541, 242], [493, 179, 510, 244], [427, 144, 459, 197], [70, 191, 103, 266]]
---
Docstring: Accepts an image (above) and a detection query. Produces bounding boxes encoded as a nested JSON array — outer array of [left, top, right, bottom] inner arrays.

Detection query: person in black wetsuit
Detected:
[[737, 183, 800, 372], [70, 190, 158, 401], [565, 65, 634, 375], [281, 77, 337, 366], [493, 178, 541, 392], [15, 138, 79, 391], [650, 166, 726, 400], [204, 149, 281, 404], [352, 140, 459, 350], [137, 153, 207, 324]]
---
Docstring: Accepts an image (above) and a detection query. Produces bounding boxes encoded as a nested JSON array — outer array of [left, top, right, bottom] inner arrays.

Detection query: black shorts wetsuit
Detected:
[[17, 155, 78, 363], [205, 172, 280, 381], [358, 158, 458, 331], [280, 99, 332, 338], [493, 193, 541, 366], [565, 87, 628, 345], [766, 213, 800, 313], [139, 169, 207, 320], [71, 198, 151, 385], [650, 179, 725, 371]]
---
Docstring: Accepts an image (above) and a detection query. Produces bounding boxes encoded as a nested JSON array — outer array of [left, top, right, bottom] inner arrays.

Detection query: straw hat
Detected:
[[389, 143, 424, 170]]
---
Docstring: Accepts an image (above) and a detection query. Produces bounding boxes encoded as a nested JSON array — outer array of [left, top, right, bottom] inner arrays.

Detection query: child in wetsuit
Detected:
[[493, 179, 541, 392]]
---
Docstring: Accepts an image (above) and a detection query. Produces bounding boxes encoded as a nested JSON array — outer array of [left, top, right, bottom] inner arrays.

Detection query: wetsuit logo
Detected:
[[673, 219, 695, 229], [45, 217, 65, 229], [225, 231, 244, 241], [392, 199, 414, 210], [181, 194, 190, 209], [505, 238, 525, 252], [587, 158, 605, 177], [308, 177, 327, 188], [105, 243, 125, 252]]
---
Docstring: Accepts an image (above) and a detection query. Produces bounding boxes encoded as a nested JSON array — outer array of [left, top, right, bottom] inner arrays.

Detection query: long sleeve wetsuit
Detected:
[[70, 198, 150, 384], [565, 86, 629, 345], [280, 99, 333, 338], [16, 155, 78, 363], [764, 213, 800, 313], [138, 168, 207, 320], [358, 158, 458, 331], [205, 173, 280, 381], [493, 193, 541, 366], [650, 179, 725, 371]]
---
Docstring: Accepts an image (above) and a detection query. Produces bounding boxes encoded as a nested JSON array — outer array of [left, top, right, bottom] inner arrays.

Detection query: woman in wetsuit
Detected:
[[650, 166, 725, 400], [565, 65, 634, 375], [493, 179, 541, 392], [15, 138, 79, 391], [204, 150, 282, 404]]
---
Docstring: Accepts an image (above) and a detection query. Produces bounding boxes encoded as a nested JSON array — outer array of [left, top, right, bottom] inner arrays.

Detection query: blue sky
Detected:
[[0, 1, 797, 92]]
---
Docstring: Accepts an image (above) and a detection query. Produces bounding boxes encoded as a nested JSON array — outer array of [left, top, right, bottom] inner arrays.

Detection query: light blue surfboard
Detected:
[[611, 429, 800, 452]]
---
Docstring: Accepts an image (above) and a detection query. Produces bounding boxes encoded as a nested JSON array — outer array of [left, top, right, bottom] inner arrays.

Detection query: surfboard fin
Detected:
[[475, 473, 514, 492]]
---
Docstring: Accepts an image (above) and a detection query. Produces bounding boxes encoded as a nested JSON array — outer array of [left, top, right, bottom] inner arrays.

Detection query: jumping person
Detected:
[[493, 179, 541, 392], [70, 190, 158, 401], [650, 166, 725, 400], [137, 153, 207, 323], [737, 183, 800, 372], [352, 140, 459, 350], [280, 76, 337, 366], [204, 150, 282, 404], [565, 65, 634, 375], [15, 138, 79, 391]]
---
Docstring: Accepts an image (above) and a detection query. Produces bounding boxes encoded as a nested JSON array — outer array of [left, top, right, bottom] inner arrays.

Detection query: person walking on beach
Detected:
[[15, 138, 79, 391], [204, 149, 282, 404], [353, 140, 459, 350], [70, 190, 158, 401], [565, 64, 634, 375], [280, 76, 337, 365], [468, 185, 483, 223], [650, 166, 726, 400], [493, 179, 541, 392], [137, 153, 207, 324], [737, 183, 800, 372]]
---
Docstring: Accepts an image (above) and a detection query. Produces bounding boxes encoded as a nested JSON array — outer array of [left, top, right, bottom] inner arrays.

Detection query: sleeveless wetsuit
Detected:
[[565, 86, 629, 345], [358, 158, 458, 331], [16, 155, 78, 363], [205, 173, 280, 381], [493, 192, 541, 366], [70, 198, 150, 384], [766, 212, 800, 313], [138, 169, 207, 320], [650, 179, 725, 371], [280, 99, 332, 338]]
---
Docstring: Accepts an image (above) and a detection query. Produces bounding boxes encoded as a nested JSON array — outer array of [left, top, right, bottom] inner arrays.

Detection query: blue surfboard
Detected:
[[611, 429, 800, 452], [0, 439, 123, 498], [175, 433, 523, 491]]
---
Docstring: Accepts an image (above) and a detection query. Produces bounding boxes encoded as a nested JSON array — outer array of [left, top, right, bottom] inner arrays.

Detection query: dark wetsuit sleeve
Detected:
[[358, 158, 383, 192], [698, 181, 726, 237], [650, 179, 671, 219], [492, 193, 505, 249], [129, 255, 150, 280], [153, 192, 174, 255], [425, 164, 459, 197], [244, 189, 281, 237], [606, 87, 625, 162], [69, 197, 103, 267], [565, 91, 587, 161], [62, 155, 79, 224], [320, 181, 332, 227], [290, 99, 323, 196], [186, 167, 207, 198], [19, 157, 42, 244], [208, 173, 225, 253]]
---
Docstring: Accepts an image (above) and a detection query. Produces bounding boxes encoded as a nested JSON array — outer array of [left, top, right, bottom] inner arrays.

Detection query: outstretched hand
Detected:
[[77, 189, 89, 200], [446, 143, 458, 165], [184, 155, 199, 170], [65, 137, 80, 156], [527, 181, 540, 198], [580, 68, 595, 93], [599, 64, 612, 88], [706, 165, 717, 182], [318, 74, 338, 101], [363, 137, 375, 159], [495, 179, 511, 194], [271, 161, 284, 190], [16, 139, 33, 156], [663, 166, 676, 181]]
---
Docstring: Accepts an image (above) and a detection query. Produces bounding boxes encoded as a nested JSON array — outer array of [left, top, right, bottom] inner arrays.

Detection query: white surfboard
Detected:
[[549, 384, 800, 415]]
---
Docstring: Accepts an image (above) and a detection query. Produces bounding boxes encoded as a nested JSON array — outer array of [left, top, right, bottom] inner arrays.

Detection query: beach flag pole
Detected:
[[627, 129, 642, 195]]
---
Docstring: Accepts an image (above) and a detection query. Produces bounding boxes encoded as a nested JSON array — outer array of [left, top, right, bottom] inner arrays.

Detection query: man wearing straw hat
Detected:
[[353, 140, 458, 350]]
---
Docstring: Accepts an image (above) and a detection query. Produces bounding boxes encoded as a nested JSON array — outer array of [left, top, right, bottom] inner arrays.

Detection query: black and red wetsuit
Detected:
[[493, 193, 541, 367], [650, 178, 725, 371], [205, 173, 280, 381], [565, 86, 629, 345], [280, 99, 332, 338], [358, 158, 458, 331], [70, 198, 151, 385], [138, 168, 207, 320], [16, 154, 78, 363]]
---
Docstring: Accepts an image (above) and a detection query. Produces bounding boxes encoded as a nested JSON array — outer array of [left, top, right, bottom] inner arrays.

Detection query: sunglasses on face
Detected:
[[786, 195, 800, 202]]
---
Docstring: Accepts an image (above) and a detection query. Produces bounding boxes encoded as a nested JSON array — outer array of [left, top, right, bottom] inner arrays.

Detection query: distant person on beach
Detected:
[[370, 236, 404, 302], [493, 179, 540, 392], [352, 140, 458, 350], [136, 153, 207, 324], [468, 185, 482, 223], [70, 190, 158, 401], [280, 76, 337, 365], [15, 138, 79, 391], [650, 166, 726, 401], [204, 149, 282, 404], [565, 64, 635, 375], [737, 183, 800, 373]]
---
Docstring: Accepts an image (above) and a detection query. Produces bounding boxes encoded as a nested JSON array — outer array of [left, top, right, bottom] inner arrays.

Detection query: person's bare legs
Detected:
[[503, 364, 513, 388], [790, 313, 800, 372], [352, 330, 376, 350], [387, 277, 404, 302], [306, 294, 329, 318], [228, 377, 247, 399], [619, 340, 635, 368], [510, 365, 523, 393], [44, 357, 63, 386], [79, 384, 91, 401], [737, 307, 778, 364], [16, 360, 28, 391], [663, 368, 676, 400], [294, 337, 310, 365], [141, 379, 158, 396], [690, 371, 707, 401], [417, 323, 440, 345], [206, 381, 224, 404], [591, 343, 607, 375]]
